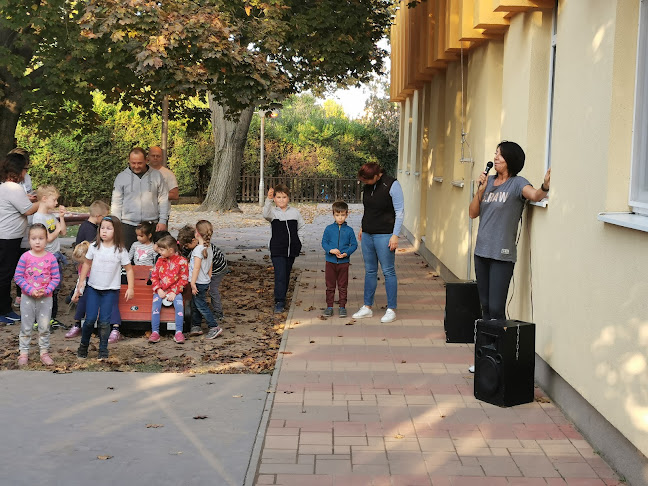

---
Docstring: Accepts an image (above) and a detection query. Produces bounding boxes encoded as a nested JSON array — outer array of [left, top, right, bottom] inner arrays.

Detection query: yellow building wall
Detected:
[[524, 0, 648, 457], [393, 0, 648, 458]]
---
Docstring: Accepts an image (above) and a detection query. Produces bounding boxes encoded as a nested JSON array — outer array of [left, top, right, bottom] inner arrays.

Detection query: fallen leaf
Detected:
[[345, 322, 354, 326], [107, 387, 114, 390], [146, 424, 164, 428], [193, 415, 208, 420], [232, 394, 243, 398], [97, 455, 113, 460], [401, 360, 407, 364], [394, 434, 405, 439], [309, 340, 315, 344], [279, 351, 292, 355]]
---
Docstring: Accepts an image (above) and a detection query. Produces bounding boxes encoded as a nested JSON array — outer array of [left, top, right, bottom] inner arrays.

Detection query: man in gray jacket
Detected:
[[111, 147, 170, 250]]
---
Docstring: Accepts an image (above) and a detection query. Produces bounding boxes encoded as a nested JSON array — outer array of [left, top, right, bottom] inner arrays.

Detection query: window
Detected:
[[631, 0, 648, 215], [544, 0, 558, 171]]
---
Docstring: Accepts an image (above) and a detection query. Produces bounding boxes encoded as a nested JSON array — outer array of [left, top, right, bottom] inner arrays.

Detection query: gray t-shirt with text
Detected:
[[474, 175, 530, 263]]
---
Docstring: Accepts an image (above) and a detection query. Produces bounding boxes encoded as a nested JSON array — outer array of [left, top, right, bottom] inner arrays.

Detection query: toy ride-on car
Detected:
[[118, 265, 191, 333]]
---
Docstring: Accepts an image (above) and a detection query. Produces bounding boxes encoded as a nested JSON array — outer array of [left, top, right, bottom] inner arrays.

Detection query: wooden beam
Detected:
[[445, 0, 463, 53], [474, 0, 510, 29], [493, 0, 555, 13]]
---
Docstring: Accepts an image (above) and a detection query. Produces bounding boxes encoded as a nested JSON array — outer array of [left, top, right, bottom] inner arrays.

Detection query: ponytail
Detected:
[[195, 220, 214, 259]]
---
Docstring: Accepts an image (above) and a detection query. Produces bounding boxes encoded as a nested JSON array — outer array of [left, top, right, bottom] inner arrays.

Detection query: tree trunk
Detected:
[[200, 93, 254, 211], [0, 77, 23, 156]]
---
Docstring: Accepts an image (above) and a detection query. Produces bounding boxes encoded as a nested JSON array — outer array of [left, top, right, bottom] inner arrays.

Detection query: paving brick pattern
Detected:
[[255, 211, 620, 486]]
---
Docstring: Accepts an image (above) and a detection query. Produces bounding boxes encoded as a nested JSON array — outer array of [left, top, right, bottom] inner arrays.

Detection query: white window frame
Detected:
[[543, 0, 558, 171], [630, 0, 648, 215]]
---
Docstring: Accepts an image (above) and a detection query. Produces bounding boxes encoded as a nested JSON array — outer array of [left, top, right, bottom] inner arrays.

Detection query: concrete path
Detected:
[[0, 372, 269, 486], [253, 210, 622, 485]]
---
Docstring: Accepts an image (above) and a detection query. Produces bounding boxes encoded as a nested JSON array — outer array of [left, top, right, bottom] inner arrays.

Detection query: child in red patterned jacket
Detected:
[[149, 235, 189, 344]]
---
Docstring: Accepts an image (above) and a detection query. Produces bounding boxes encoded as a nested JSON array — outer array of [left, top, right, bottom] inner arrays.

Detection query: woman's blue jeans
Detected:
[[361, 233, 397, 309]]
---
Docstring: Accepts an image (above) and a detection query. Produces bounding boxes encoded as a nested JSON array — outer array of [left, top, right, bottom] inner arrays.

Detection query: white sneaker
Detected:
[[352, 306, 373, 319], [381, 309, 396, 323], [468, 365, 475, 373]]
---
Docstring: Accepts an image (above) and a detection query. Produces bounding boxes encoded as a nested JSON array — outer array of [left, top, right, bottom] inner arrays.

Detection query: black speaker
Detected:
[[444, 281, 482, 343], [474, 319, 536, 407]]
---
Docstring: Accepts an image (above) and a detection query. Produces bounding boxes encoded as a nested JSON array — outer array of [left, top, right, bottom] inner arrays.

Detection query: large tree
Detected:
[[0, 1, 107, 156], [81, 0, 392, 210]]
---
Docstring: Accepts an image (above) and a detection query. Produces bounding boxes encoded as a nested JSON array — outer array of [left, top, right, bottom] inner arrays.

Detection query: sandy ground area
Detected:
[[0, 203, 329, 373]]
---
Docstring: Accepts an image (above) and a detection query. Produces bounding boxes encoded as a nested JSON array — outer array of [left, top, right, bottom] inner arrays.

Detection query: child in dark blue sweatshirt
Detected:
[[263, 184, 305, 314], [321, 201, 357, 317]]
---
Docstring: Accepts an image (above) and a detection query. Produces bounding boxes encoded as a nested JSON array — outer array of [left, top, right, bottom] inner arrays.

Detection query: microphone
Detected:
[[478, 161, 493, 187]]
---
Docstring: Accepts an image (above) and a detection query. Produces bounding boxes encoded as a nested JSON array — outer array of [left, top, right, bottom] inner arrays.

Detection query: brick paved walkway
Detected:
[[254, 210, 621, 486]]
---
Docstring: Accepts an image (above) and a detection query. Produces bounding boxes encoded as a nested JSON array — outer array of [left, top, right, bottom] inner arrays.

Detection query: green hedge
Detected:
[[16, 93, 397, 205]]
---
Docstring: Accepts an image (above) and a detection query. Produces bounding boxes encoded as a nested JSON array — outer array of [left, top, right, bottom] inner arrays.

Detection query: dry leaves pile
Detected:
[[0, 260, 298, 374]]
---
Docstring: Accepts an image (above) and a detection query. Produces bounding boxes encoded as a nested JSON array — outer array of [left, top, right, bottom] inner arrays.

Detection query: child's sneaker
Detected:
[[50, 318, 67, 330], [206, 327, 223, 339], [5, 311, 20, 321], [149, 331, 161, 343], [40, 353, 54, 366], [189, 326, 203, 336], [323, 307, 334, 317], [97, 350, 109, 361], [77, 344, 88, 359], [18, 354, 28, 366], [173, 332, 185, 344], [339, 307, 347, 317], [108, 328, 121, 344], [65, 325, 81, 339], [32, 322, 38, 330]]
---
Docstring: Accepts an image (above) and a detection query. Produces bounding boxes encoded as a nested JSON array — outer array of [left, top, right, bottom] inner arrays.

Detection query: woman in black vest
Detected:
[[352, 163, 405, 323]]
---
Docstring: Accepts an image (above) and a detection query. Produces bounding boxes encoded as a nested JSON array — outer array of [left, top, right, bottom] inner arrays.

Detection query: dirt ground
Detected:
[[0, 203, 329, 374]]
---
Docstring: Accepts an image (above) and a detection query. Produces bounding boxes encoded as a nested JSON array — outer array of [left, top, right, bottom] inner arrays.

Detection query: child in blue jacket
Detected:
[[321, 201, 358, 317]]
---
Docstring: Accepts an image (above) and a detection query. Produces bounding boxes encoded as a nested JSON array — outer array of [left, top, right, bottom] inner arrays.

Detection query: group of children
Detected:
[[15, 191, 228, 365], [15, 181, 360, 365]]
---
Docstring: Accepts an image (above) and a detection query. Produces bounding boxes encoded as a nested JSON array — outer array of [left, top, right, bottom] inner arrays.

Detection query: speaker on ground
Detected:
[[474, 319, 536, 407], [444, 281, 482, 343]]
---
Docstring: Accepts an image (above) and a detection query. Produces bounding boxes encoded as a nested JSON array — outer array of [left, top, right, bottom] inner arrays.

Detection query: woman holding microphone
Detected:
[[469, 141, 550, 334]]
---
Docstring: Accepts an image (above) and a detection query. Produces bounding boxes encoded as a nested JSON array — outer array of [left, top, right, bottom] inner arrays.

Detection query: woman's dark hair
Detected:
[[0, 152, 27, 183], [358, 162, 383, 181], [497, 141, 525, 176]]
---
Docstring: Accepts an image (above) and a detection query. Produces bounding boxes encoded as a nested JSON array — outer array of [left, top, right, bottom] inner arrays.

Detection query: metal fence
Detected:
[[238, 175, 362, 203]]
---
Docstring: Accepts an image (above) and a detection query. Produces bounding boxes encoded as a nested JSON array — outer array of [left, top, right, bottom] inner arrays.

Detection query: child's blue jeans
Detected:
[[151, 293, 184, 333]]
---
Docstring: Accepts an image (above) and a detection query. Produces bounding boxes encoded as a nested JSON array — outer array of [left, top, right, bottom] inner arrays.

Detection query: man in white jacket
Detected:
[[111, 147, 170, 250]]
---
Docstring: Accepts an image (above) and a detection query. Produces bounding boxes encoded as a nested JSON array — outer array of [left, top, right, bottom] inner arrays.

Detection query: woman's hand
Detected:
[[124, 287, 134, 301], [191, 283, 198, 295], [477, 172, 488, 188], [388, 235, 399, 251], [543, 168, 551, 188]]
